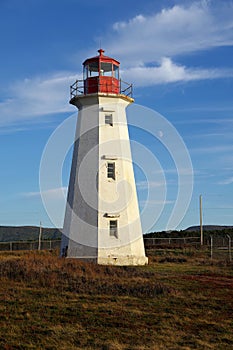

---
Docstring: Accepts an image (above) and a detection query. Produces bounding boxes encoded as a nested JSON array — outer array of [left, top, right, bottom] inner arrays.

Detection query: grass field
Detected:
[[0, 248, 232, 350]]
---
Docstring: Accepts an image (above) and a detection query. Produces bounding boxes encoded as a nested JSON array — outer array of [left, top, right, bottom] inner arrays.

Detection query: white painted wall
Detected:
[[61, 93, 148, 265]]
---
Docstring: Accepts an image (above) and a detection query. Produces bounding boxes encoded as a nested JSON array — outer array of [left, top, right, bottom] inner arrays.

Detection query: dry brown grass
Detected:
[[0, 248, 232, 349], [0, 250, 172, 297]]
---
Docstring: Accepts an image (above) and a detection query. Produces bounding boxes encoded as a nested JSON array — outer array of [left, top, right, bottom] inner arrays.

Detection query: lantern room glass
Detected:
[[84, 61, 120, 80], [113, 65, 119, 79], [84, 62, 99, 79], [100, 62, 112, 77]]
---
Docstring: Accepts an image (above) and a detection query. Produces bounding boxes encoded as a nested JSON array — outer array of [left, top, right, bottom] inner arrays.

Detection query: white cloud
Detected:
[[108, 1, 233, 64], [99, 1, 233, 86], [106, 1, 233, 86], [0, 72, 78, 127], [122, 57, 233, 86], [113, 14, 146, 31]]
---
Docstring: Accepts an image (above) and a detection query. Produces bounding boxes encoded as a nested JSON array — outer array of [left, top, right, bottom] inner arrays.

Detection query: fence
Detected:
[[0, 236, 232, 261], [144, 236, 200, 247], [0, 240, 61, 252], [208, 235, 232, 261], [0, 237, 200, 252]]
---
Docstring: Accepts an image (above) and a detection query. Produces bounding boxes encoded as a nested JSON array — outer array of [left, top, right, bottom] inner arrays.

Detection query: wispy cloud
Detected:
[[153, 167, 194, 176], [137, 180, 165, 190], [191, 145, 233, 154], [140, 199, 174, 206], [218, 177, 233, 185], [174, 117, 233, 125], [22, 187, 68, 199], [0, 73, 77, 127], [169, 106, 233, 113]]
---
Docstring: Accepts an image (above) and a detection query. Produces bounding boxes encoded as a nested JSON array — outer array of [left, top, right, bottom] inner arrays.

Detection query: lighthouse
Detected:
[[61, 49, 148, 265]]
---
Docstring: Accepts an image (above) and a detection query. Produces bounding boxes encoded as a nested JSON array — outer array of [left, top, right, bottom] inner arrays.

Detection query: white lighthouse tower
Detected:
[[61, 49, 148, 265]]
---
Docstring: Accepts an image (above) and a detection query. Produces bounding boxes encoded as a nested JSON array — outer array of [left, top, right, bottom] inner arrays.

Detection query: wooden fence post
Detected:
[[210, 235, 213, 260], [227, 235, 232, 262]]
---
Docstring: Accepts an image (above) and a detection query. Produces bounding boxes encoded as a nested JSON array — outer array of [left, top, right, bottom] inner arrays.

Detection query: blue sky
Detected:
[[0, 0, 233, 231]]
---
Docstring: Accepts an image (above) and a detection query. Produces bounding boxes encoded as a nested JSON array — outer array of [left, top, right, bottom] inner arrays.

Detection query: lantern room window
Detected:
[[100, 62, 112, 76], [83, 61, 119, 79], [84, 62, 99, 79], [113, 65, 119, 79]]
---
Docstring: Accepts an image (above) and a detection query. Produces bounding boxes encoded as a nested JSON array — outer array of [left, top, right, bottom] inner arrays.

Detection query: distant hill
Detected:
[[145, 225, 233, 238], [1, 225, 233, 242], [0, 226, 62, 242], [185, 225, 233, 232]]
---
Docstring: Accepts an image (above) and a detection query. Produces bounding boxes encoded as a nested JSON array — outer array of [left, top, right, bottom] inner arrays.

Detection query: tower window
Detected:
[[110, 220, 118, 238], [107, 162, 115, 180], [105, 114, 113, 126]]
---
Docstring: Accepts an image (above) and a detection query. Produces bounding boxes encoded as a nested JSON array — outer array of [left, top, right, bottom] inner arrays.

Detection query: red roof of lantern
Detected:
[[83, 49, 120, 66]]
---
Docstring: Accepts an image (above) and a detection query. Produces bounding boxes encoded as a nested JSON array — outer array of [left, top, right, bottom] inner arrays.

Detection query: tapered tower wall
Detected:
[[61, 93, 147, 265]]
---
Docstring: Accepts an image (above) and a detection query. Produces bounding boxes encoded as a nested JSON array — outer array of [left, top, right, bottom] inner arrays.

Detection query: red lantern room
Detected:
[[83, 49, 120, 94], [70, 49, 132, 102]]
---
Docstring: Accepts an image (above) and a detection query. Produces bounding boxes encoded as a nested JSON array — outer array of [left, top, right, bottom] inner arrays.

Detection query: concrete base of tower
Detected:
[[97, 255, 148, 266]]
